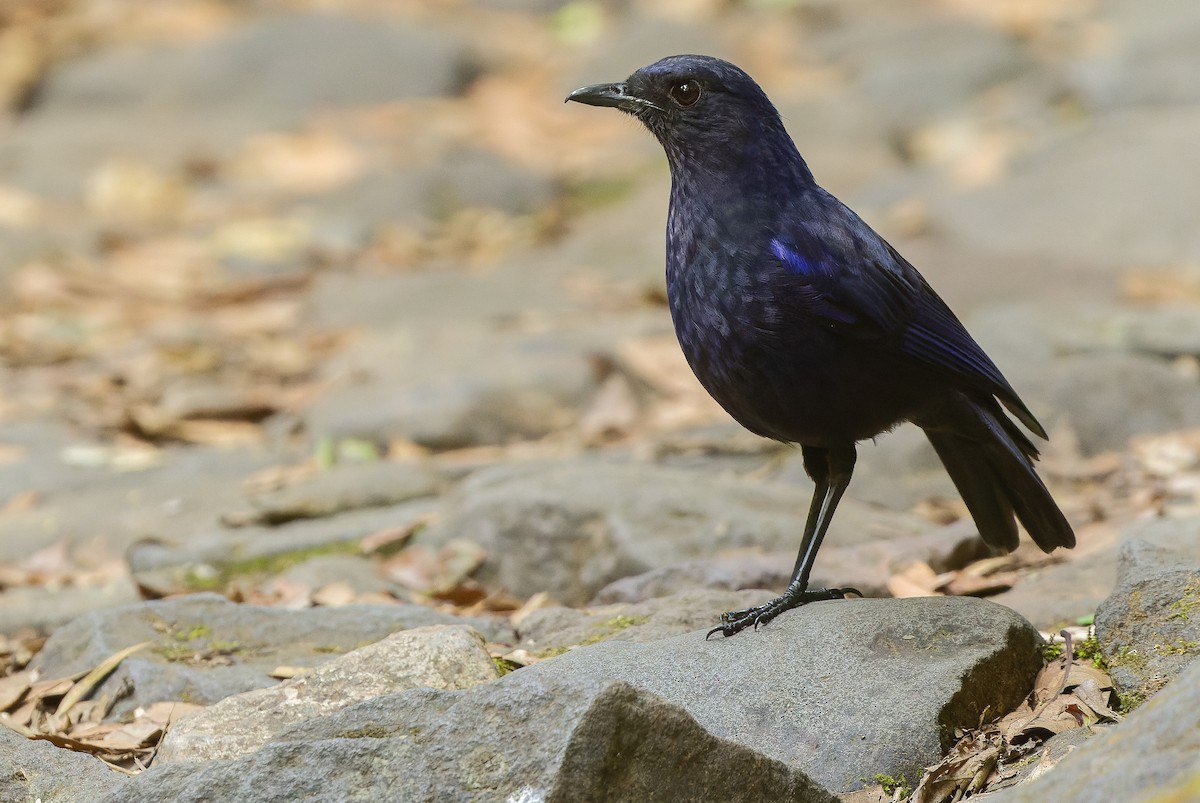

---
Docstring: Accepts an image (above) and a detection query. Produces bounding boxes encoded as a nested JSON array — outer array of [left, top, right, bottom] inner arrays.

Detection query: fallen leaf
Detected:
[[311, 581, 357, 607], [886, 561, 944, 598], [0, 670, 33, 711], [55, 642, 149, 717]]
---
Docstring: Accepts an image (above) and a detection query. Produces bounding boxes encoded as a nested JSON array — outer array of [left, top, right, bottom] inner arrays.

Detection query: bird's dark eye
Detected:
[[669, 80, 702, 108]]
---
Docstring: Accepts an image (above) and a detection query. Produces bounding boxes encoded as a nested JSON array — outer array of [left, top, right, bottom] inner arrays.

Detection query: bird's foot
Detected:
[[705, 586, 862, 639]]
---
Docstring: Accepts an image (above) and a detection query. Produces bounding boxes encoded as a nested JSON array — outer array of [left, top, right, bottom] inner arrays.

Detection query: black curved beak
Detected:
[[565, 82, 663, 113]]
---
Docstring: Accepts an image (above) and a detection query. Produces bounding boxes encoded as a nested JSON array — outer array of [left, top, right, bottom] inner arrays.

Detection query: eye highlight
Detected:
[[669, 80, 702, 108]]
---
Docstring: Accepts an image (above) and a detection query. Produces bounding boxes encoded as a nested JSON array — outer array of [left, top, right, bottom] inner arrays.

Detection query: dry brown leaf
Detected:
[[0, 670, 34, 711], [230, 132, 364, 194], [311, 581, 357, 607], [55, 642, 150, 717], [578, 372, 640, 443], [138, 701, 204, 725], [359, 513, 433, 556], [510, 591, 558, 630], [938, 570, 1019, 597], [96, 720, 163, 751], [886, 561, 944, 598], [1, 489, 38, 515], [382, 539, 486, 596], [268, 666, 307, 680]]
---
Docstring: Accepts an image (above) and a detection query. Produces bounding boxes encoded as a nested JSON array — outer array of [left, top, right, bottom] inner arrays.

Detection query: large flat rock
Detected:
[[109, 596, 1041, 800]]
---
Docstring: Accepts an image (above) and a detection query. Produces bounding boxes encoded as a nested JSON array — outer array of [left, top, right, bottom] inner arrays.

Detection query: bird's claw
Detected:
[[704, 586, 862, 639]]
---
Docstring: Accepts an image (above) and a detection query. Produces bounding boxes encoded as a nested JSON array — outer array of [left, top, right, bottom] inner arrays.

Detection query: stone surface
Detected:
[[418, 459, 933, 605], [0, 727, 125, 803], [1095, 524, 1200, 701], [304, 326, 609, 449], [3, 13, 473, 195], [930, 109, 1200, 269], [227, 459, 442, 525], [107, 679, 837, 803], [521, 596, 1042, 793], [98, 597, 1041, 801], [155, 624, 500, 764], [989, 551, 1119, 630], [517, 588, 775, 653], [125, 499, 437, 599], [591, 523, 988, 605], [31, 593, 514, 719], [991, 653, 1200, 803]]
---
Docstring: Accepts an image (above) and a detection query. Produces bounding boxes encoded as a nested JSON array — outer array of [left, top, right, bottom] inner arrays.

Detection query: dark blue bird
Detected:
[[567, 55, 1075, 637]]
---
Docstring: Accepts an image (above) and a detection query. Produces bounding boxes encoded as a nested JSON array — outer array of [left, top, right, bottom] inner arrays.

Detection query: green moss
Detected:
[[1154, 639, 1200, 656], [154, 620, 245, 663], [532, 645, 571, 660], [1041, 642, 1065, 662], [1076, 634, 1108, 670], [1117, 690, 1146, 713], [491, 656, 521, 677], [1168, 581, 1200, 621], [871, 773, 911, 797], [1109, 645, 1148, 673], [181, 541, 362, 592], [532, 614, 652, 658], [576, 614, 650, 647]]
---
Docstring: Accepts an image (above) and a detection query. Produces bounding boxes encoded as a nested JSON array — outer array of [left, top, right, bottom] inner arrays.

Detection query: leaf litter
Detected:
[[0, 641, 200, 772], [904, 628, 1121, 803]]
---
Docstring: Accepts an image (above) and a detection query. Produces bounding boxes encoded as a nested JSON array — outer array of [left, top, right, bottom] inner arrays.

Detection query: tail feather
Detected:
[[926, 431, 1019, 552], [920, 395, 1075, 554]]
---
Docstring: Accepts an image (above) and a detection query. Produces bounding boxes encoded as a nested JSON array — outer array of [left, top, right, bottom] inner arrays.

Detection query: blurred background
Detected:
[[1, 0, 1199, 642]]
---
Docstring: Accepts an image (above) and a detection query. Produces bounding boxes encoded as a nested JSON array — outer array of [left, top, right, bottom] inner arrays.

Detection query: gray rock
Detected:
[[150, 592, 1046, 796], [517, 589, 775, 653], [31, 593, 513, 719], [998, 514, 1199, 634], [989, 551, 1120, 631], [990, 652, 1200, 803], [419, 460, 933, 605], [111, 679, 837, 803], [929, 109, 1200, 269], [1124, 304, 1200, 359], [591, 554, 794, 606], [825, 16, 1027, 127], [591, 523, 989, 605], [1065, 0, 1200, 111], [0, 443, 274, 566], [1095, 527, 1200, 701], [3, 13, 473, 195], [126, 498, 438, 598], [0, 727, 125, 802], [227, 459, 442, 526], [304, 325, 611, 449], [514, 597, 1043, 793], [299, 150, 559, 235], [0, 579, 142, 635], [1005, 352, 1200, 455], [155, 624, 500, 764], [119, 600, 1032, 801], [275, 554, 395, 597]]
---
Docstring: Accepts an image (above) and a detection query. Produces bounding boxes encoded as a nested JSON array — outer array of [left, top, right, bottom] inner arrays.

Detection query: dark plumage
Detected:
[[567, 55, 1074, 637]]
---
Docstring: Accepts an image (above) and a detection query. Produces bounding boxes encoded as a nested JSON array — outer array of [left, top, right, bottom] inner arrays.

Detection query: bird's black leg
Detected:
[[708, 445, 859, 638]]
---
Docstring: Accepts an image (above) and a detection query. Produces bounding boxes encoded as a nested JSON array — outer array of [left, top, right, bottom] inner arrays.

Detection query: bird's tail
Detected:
[[921, 396, 1075, 554]]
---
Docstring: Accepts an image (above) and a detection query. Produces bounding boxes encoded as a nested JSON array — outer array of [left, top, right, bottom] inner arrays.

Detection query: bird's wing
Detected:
[[769, 206, 1045, 437]]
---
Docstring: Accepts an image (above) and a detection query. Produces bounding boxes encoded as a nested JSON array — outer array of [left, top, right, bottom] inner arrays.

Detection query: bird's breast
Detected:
[[665, 250, 929, 446]]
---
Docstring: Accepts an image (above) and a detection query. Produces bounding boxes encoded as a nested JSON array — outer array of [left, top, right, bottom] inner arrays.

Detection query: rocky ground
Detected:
[[1, 1, 1199, 801]]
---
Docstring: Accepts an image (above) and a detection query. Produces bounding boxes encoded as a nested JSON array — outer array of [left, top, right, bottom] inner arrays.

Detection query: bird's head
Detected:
[[566, 54, 807, 183]]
